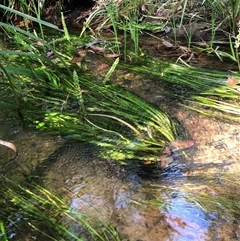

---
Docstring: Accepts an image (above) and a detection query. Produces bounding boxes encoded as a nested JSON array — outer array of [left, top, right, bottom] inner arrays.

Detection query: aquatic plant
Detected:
[[0, 9, 181, 163], [1, 62, 179, 162], [178, 174, 240, 220], [137, 172, 240, 234], [0, 175, 120, 241], [119, 57, 240, 122], [1, 1, 239, 167]]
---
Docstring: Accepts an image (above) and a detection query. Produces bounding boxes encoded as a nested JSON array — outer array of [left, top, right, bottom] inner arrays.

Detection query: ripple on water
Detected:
[[162, 196, 212, 241]]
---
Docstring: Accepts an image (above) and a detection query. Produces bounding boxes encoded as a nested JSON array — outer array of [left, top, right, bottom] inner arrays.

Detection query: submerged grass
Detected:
[[0, 175, 120, 241], [119, 57, 240, 122], [138, 173, 240, 228], [30, 75, 179, 161], [0, 14, 180, 163], [181, 174, 240, 219]]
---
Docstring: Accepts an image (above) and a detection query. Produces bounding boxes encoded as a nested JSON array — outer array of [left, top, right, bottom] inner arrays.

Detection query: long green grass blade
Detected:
[[0, 4, 63, 31], [0, 221, 8, 241]]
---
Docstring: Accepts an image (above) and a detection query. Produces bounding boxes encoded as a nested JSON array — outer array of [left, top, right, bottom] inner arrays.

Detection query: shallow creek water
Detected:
[[1, 57, 240, 241]]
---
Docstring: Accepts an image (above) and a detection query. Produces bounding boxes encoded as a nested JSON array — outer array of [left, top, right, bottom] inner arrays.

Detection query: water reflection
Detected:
[[162, 196, 212, 241], [1, 105, 240, 240]]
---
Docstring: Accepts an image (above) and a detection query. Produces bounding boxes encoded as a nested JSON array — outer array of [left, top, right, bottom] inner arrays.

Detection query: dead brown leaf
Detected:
[[104, 53, 121, 58], [0, 139, 18, 160], [227, 76, 238, 85], [162, 39, 174, 48], [89, 45, 104, 52], [170, 140, 195, 150], [71, 56, 84, 64]]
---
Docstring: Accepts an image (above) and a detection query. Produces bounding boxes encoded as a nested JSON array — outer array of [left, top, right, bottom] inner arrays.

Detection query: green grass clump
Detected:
[[119, 57, 240, 122], [0, 13, 180, 163]]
